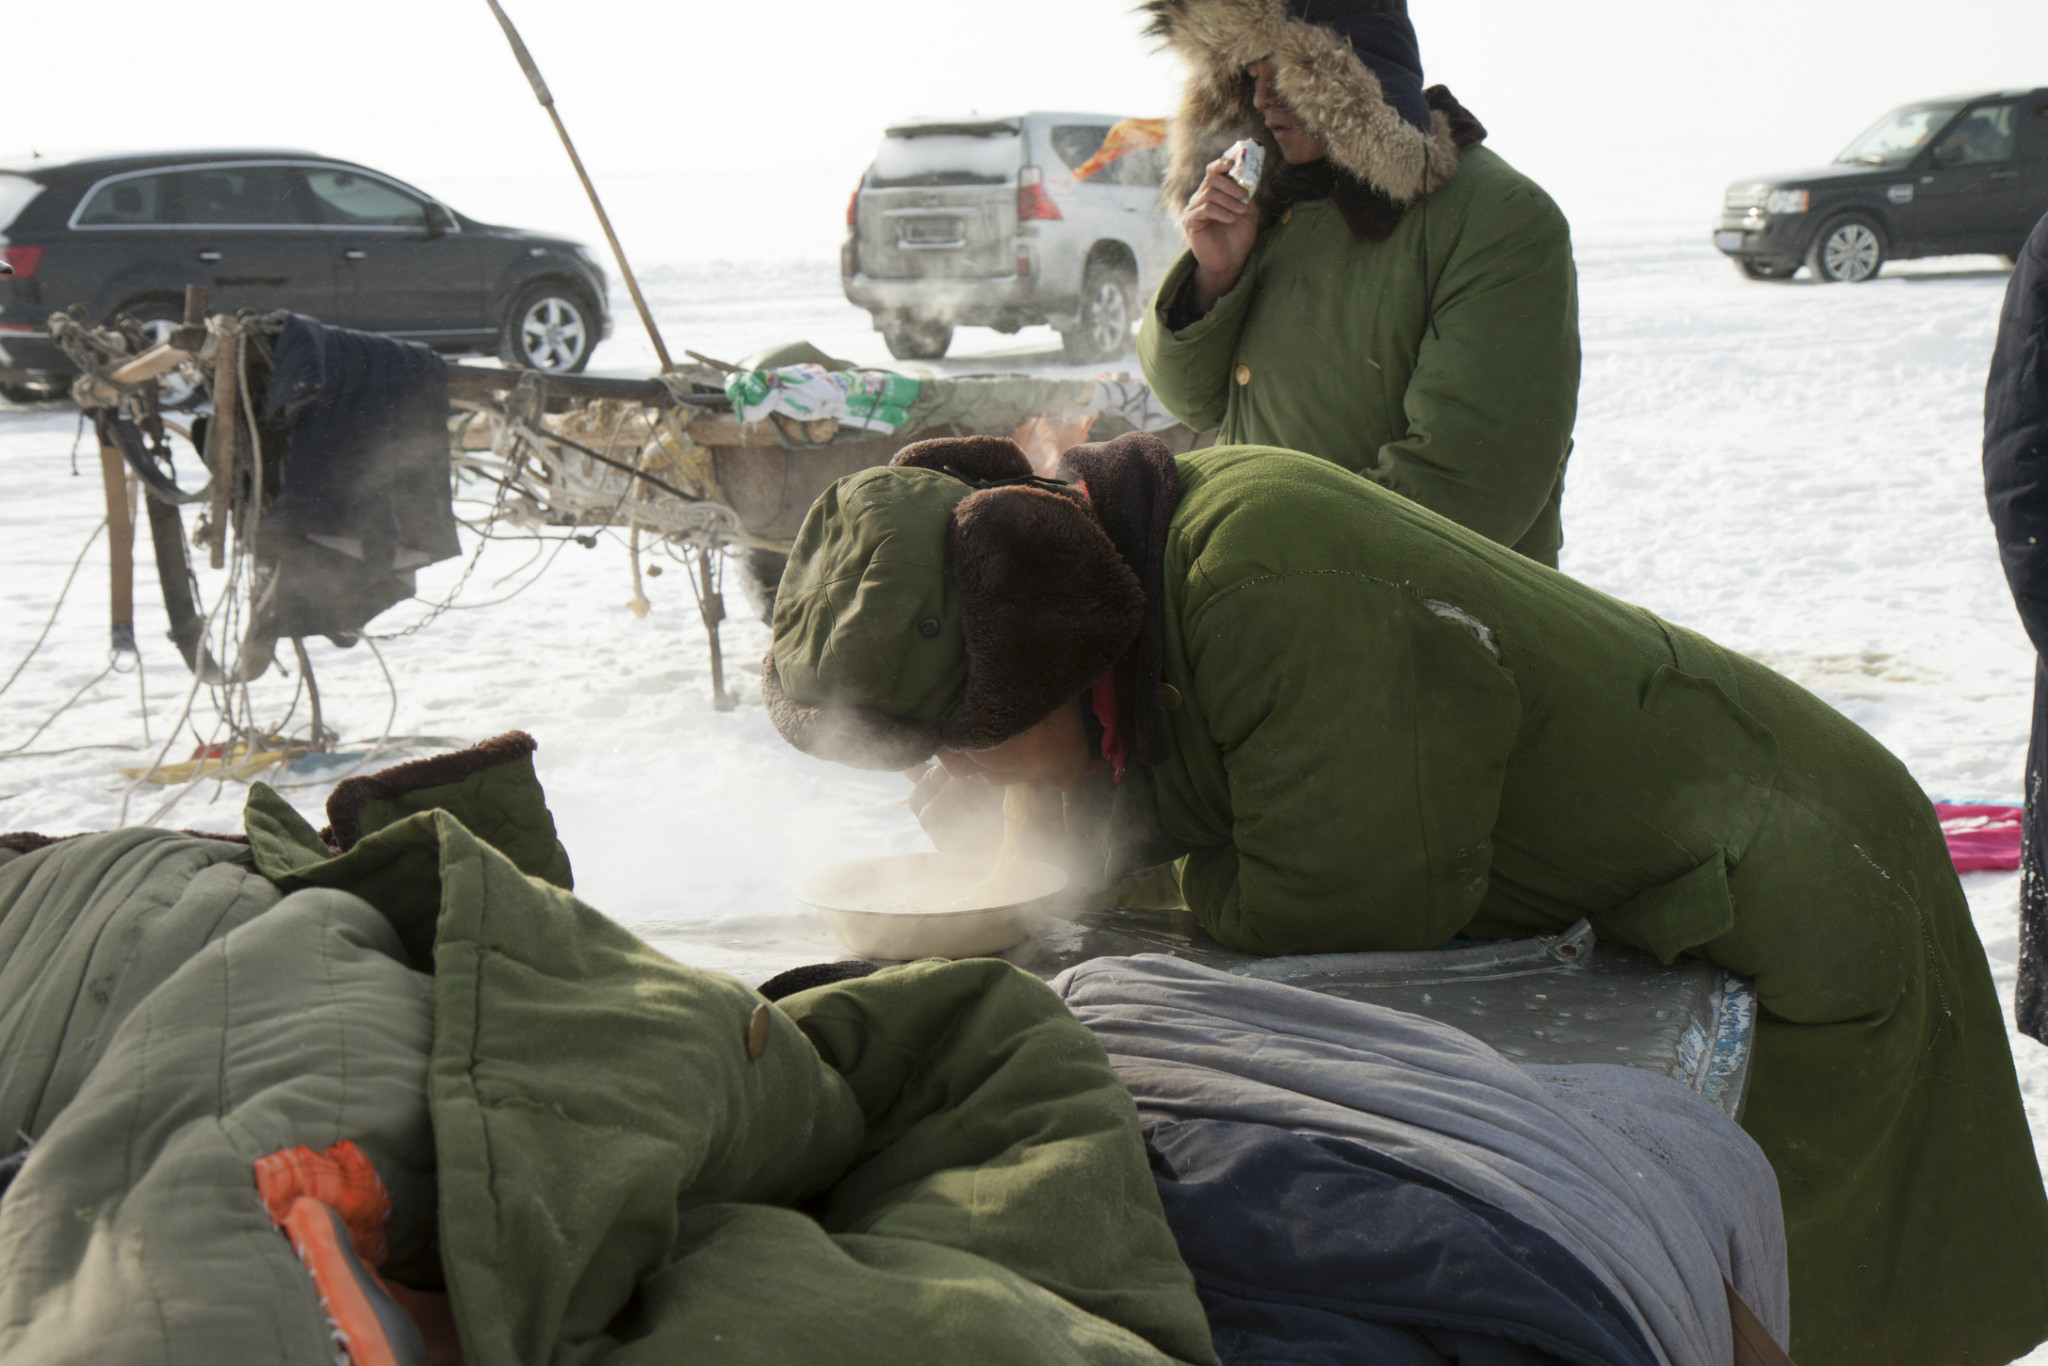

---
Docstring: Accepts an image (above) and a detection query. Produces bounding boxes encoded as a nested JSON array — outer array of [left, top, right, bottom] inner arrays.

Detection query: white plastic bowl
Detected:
[[794, 851, 1068, 960]]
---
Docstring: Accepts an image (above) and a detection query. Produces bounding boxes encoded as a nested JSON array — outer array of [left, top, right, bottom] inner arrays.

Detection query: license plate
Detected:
[[900, 217, 962, 245], [1715, 231, 1745, 251]]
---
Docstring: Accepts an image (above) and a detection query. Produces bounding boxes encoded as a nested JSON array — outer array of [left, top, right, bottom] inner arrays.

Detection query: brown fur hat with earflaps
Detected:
[[1145, 0, 1460, 210], [761, 435, 1145, 770]]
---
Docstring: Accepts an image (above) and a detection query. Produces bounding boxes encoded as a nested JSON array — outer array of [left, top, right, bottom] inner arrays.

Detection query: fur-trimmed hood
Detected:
[[1145, 0, 1460, 208]]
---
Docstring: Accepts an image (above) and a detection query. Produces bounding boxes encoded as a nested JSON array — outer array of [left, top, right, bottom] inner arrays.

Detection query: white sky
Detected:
[[7, 1, 2046, 255]]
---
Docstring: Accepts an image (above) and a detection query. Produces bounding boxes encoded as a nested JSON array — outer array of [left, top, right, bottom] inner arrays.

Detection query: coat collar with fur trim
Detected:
[[1145, 0, 1461, 208]]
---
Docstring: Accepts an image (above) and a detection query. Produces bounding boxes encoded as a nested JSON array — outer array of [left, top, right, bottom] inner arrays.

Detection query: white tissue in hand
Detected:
[[1224, 138, 1265, 193]]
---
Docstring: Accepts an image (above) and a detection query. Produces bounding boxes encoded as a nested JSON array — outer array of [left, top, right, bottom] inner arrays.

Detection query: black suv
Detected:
[[0, 149, 610, 399], [1715, 89, 2048, 282]]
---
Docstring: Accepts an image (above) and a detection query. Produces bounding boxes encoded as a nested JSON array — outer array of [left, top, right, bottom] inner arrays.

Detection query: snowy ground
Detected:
[[4, 192, 2048, 1355]]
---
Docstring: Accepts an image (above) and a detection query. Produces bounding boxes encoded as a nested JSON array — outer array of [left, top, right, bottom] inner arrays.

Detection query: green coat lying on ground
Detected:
[[0, 745, 1215, 1366], [1099, 446, 2046, 1366], [1136, 146, 1581, 566]]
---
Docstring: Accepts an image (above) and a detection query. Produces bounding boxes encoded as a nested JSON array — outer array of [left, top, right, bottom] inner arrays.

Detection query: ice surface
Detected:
[[3, 193, 2045, 1354]]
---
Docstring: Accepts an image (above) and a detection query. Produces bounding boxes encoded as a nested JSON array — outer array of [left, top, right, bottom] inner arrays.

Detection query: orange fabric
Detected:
[[258, 1141, 435, 1366], [255, 1139, 392, 1267], [1071, 118, 1168, 181], [276, 1195, 404, 1366]]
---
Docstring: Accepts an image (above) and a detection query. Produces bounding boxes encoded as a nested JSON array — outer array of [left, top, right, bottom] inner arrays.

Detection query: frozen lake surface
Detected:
[[5, 205, 2047, 1340]]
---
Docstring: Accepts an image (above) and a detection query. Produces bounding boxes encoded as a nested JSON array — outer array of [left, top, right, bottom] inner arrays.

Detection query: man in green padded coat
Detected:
[[1137, 0, 1580, 565], [760, 431, 2048, 1366]]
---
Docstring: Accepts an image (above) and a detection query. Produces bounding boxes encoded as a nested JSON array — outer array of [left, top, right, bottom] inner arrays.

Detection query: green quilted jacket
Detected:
[[1137, 146, 1580, 565], [0, 752, 1214, 1366], [1109, 446, 2048, 1366]]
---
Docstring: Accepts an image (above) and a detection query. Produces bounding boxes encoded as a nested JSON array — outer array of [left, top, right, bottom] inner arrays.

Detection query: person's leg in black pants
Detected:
[[2022, 657, 2048, 1044]]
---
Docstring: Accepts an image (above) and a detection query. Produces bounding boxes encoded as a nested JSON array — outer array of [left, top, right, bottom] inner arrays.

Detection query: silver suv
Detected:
[[841, 113, 1182, 363]]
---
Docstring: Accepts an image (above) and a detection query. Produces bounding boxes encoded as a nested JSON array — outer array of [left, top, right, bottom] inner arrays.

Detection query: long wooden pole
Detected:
[[693, 546, 733, 712], [481, 0, 674, 371], [204, 329, 237, 570], [98, 441, 135, 653]]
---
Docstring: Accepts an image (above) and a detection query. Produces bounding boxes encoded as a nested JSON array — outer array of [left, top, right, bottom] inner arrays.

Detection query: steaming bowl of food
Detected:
[[794, 851, 1068, 959]]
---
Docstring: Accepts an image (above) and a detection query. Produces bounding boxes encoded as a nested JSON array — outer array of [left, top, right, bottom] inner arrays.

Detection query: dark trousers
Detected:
[[2024, 657, 2048, 1043]]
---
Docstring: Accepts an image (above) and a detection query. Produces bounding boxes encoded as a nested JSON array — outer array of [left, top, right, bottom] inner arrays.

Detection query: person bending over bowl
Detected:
[[759, 430, 2048, 1366]]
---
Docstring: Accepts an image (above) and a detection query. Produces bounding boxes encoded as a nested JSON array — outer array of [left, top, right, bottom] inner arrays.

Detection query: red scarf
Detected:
[[1090, 671, 1127, 781]]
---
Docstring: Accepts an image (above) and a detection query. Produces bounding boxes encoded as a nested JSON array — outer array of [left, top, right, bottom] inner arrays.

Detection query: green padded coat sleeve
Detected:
[[0, 887, 435, 1366], [782, 959, 1219, 1366], [1177, 573, 1521, 955], [422, 816, 1210, 1366], [1136, 250, 1259, 434], [0, 829, 280, 1144], [1364, 183, 1580, 549]]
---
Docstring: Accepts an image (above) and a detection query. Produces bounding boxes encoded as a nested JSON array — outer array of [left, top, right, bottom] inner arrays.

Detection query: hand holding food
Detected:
[[1182, 152, 1261, 313], [1223, 137, 1265, 194]]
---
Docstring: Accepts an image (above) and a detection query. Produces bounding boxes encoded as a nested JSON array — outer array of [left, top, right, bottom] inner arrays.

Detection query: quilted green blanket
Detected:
[[0, 735, 1214, 1366]]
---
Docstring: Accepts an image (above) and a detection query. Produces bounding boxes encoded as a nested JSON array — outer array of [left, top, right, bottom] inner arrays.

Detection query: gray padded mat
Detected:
[[1005, 909, 1756, 1119]]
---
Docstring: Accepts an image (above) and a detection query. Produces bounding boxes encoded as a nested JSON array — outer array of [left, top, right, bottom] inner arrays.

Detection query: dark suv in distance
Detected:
[[0, 149, 610, 400], [1715, 88, 2048, 282]]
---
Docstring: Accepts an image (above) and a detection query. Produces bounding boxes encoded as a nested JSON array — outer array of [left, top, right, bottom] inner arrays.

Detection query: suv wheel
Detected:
[[1061, 261, 1136, 364], [116, 300, 205, 409], [0, 380, 55, 405], [1806, 216, 1885, 283], [880, 316, 952, 360], [500, 281, 596, 372]]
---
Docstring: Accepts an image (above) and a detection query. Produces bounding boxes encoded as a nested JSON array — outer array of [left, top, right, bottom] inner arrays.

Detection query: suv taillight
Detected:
[[0, 246, 42, 279], [1017, 166, 1061, 221], [846, 183, 861, 228]]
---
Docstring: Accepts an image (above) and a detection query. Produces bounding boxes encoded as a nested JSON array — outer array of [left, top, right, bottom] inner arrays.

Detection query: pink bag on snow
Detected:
[[1933, 803, 2025, 873]]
